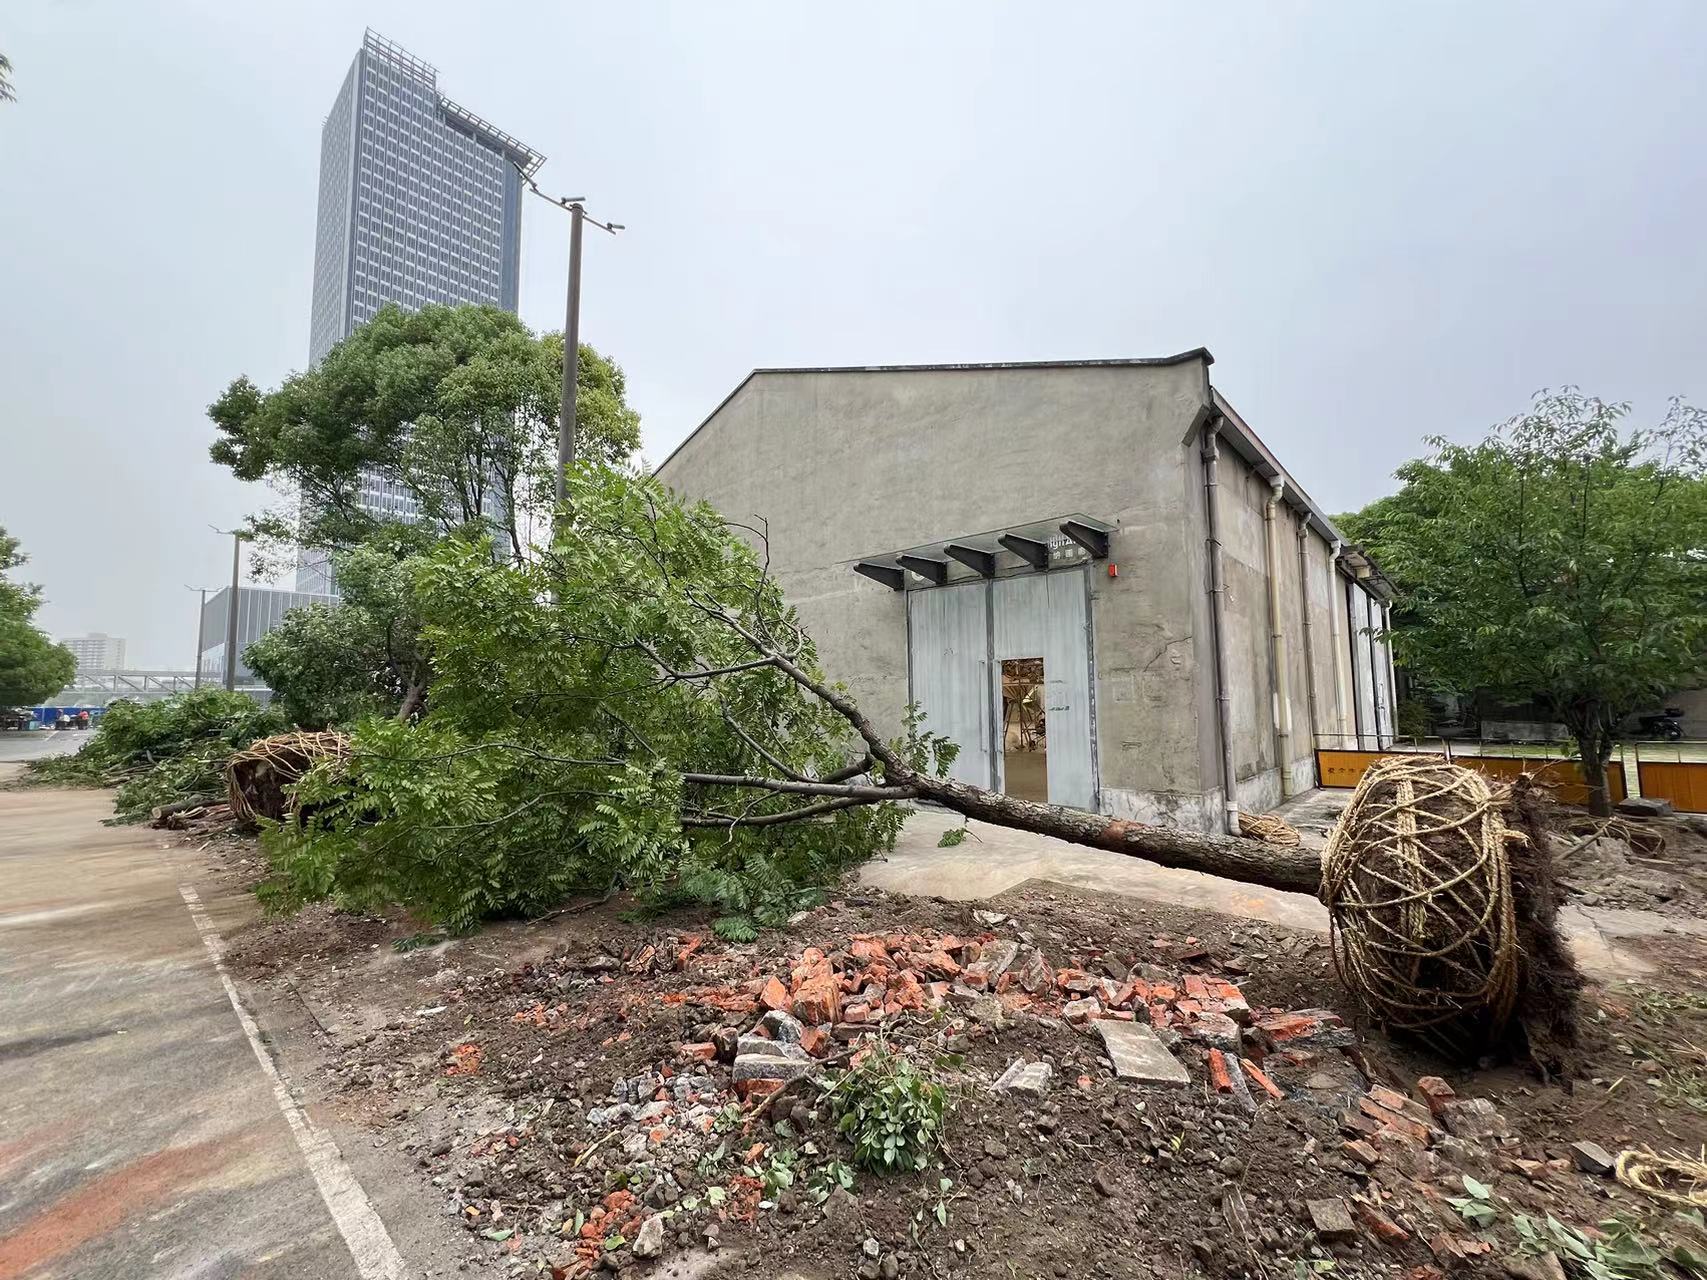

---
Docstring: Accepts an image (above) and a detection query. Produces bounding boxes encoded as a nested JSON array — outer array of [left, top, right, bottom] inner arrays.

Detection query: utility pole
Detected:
[[513, 162, 622, 505], [558, 202, 584, 504]]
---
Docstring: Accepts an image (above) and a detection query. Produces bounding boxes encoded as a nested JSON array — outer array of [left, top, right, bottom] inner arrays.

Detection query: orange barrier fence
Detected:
[[1315, 748, 1626, 807], [1636, 761, 1707, 813]]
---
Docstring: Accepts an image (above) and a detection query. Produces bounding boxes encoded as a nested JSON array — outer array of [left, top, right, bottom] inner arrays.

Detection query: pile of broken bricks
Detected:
[[673, 927, 1363, 1107]]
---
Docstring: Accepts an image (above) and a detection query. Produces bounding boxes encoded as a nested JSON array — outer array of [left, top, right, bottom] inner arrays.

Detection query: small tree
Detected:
[[1341, 391, 1707, 815], [208, 303, 640, 566], [243, 532, 434, 727], [0, 525, 75, 707]]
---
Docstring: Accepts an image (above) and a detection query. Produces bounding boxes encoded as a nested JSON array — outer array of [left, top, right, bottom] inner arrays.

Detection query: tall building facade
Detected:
[[61, 633, 127, 673], [297, 30, 544, 591], [199, 587, 337, 688]]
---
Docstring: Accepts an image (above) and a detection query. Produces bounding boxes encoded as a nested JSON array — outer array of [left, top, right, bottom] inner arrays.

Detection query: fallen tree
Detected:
[[262, 466, 1576, 1056]]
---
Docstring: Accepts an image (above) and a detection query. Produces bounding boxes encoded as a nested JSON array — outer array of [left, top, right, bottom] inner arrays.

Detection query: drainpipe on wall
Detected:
[[1296, 517, 1321, 747], [1200, 420, 1241, 836], [1327, 539, 1350, 742], [1262, 476, 1295, 799], [1381, 600, 1399, 745]]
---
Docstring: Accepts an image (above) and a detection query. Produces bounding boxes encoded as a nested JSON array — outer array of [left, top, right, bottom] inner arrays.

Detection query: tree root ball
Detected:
[[1320, 756, 1582, 1065], [225, 730, 351, 827]]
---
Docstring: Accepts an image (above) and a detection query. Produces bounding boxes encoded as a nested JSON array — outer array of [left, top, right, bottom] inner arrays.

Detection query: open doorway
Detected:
[[1000, 657, 1048, 803]]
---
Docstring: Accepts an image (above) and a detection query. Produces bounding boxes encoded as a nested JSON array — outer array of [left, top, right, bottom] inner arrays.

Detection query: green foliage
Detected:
[[0, 525, 76, 706], [1395, 695, 1432, 741], [1446, 1174, 1498, 1228], [209, 304, 640, 568], [936, 826, 969, 848], [258, 465, 927, 931], [23, 688, 285, 822], [821, 1041, 948, 1173], [1340, 391, 1707, 812], [244, 533, 434, 727], [1511, 1212, 1683, 1280]]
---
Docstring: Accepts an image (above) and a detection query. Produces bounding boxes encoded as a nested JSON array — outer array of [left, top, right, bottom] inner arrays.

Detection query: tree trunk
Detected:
[[397, 679, 427, 724], [908, 774, 1325, 896], [1568, 701, 1613, 818]]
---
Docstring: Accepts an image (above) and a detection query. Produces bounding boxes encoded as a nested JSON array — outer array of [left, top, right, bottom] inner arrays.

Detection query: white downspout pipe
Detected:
[[1200, 422, 1241, 836], [1296, 517, 1321, 747], [1328, 539, 1350, 743], [1263, 476, 1294, 799]]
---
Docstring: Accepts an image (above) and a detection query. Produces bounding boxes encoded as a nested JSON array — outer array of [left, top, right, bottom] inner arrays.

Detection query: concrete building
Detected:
[[297, 30, 544, 592], [655, 351, 1397, 834], [61, 633, 127, 673], [199, 586, 337, 689]]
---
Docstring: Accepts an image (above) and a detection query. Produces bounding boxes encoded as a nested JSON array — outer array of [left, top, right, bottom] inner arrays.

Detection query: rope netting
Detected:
[[225, 730, 350, 826], [1319, 755, 1521, 1055], [1239, 811, 1302, 846]]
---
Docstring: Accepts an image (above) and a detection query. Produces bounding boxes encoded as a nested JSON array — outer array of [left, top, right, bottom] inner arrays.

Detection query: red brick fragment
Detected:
[[1208, 1048, 1233, 1092], [1355, 1201, 1411, 1244], [1412, 1076, 1457, 1118], [962, 963, 992, 990], [1056, 969, 1098, 994], [792, 974, 841, 1025], [842, 1001, 870, 1024], [1183, 974, 1212, 1000], [913, 950, 962, 980], [679, 1042, 718, 1062], [735, 1078, 784, 1101], [799, 1026, 829, 1057], [1240, 1058, 1284, 1101], [759, 977, 790, 1011], [1342, 1139, 1380, 1167], [1357, 1095, 1433, 1145], [850, 938, 888, 964], [1368, 1084, 1434, 1127]]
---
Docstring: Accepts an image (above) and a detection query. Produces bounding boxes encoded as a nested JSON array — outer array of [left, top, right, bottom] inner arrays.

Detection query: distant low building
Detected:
[[199, 586, 336, 688], [61, 632, 127, 673]]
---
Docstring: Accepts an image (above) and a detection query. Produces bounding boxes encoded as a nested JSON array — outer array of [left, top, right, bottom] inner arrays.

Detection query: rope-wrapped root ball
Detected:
[[226, 730, 351, 826], [1318, 755, 1532, 1057]]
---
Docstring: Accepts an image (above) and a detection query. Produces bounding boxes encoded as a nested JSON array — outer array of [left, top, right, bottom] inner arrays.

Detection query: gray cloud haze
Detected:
[[2, 1, 1703, 665]]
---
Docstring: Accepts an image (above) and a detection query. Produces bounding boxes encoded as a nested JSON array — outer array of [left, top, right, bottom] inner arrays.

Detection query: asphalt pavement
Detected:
[[0, 783, 443, 1279]]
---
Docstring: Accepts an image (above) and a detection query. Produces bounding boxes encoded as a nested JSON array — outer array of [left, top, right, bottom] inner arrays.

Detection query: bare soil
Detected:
[[208, 830, 1707, 1280]]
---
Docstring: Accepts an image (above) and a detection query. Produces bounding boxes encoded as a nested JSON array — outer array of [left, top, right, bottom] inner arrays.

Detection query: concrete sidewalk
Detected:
[[862, 800, 1705, 980], [0, 786, 424, 1278]]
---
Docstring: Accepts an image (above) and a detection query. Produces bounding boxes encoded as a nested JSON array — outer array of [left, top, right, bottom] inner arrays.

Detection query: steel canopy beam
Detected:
[[896, 554, 949, 585], [943, 543, 996, 578], [998, 533, 1050, 571], [853, 561, 906, 591], [1059, 519, 1109, 560]]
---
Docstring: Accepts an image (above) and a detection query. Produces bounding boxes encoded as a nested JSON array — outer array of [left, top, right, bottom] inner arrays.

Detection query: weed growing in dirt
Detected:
[[1623, 989, 1707, 1114], [1447, 1175, 1499, 1228], [1510, 1211, 1704, 1280], [821, 1041, 948, 1173]]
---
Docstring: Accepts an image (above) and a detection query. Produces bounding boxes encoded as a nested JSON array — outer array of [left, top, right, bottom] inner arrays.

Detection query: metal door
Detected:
[[992, 569, 1097, 809], [906, 582, 994, 788]]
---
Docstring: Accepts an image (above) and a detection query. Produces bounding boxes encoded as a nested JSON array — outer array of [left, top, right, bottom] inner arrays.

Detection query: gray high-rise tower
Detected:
[[298, 31, 544, 591]]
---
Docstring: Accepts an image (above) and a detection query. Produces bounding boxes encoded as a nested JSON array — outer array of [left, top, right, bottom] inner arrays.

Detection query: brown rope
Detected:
[[1239, 811, 1302, 846], [1615, 1147, 1707, 1208], [1319, 755, 1520, 1054]]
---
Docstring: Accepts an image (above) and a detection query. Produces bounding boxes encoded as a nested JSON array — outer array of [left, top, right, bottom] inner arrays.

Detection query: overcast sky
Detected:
[[3, 2, 1704, 667]]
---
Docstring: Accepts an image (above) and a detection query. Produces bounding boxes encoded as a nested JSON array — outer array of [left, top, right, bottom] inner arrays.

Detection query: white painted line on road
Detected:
[[179, 885, 406, 1280]]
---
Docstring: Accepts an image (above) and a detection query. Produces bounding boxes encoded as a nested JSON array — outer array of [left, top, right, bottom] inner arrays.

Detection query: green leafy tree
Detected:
[[1340, 390, 1707, 814], [208, 303, 640, 565], [0, 525, 76, 706], [244, 531, 433, 727], [0, 52, 15, 105]]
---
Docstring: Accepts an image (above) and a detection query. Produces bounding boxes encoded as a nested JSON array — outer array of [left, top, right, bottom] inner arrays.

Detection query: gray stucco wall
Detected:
[[656, 360, 1216, 821], [657, 357, 1360, 832]]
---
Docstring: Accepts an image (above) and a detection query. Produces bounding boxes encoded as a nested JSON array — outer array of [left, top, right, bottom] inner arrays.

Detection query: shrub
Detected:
[[24, 688, 286, 822], [821, 1042, 948, 1173]]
